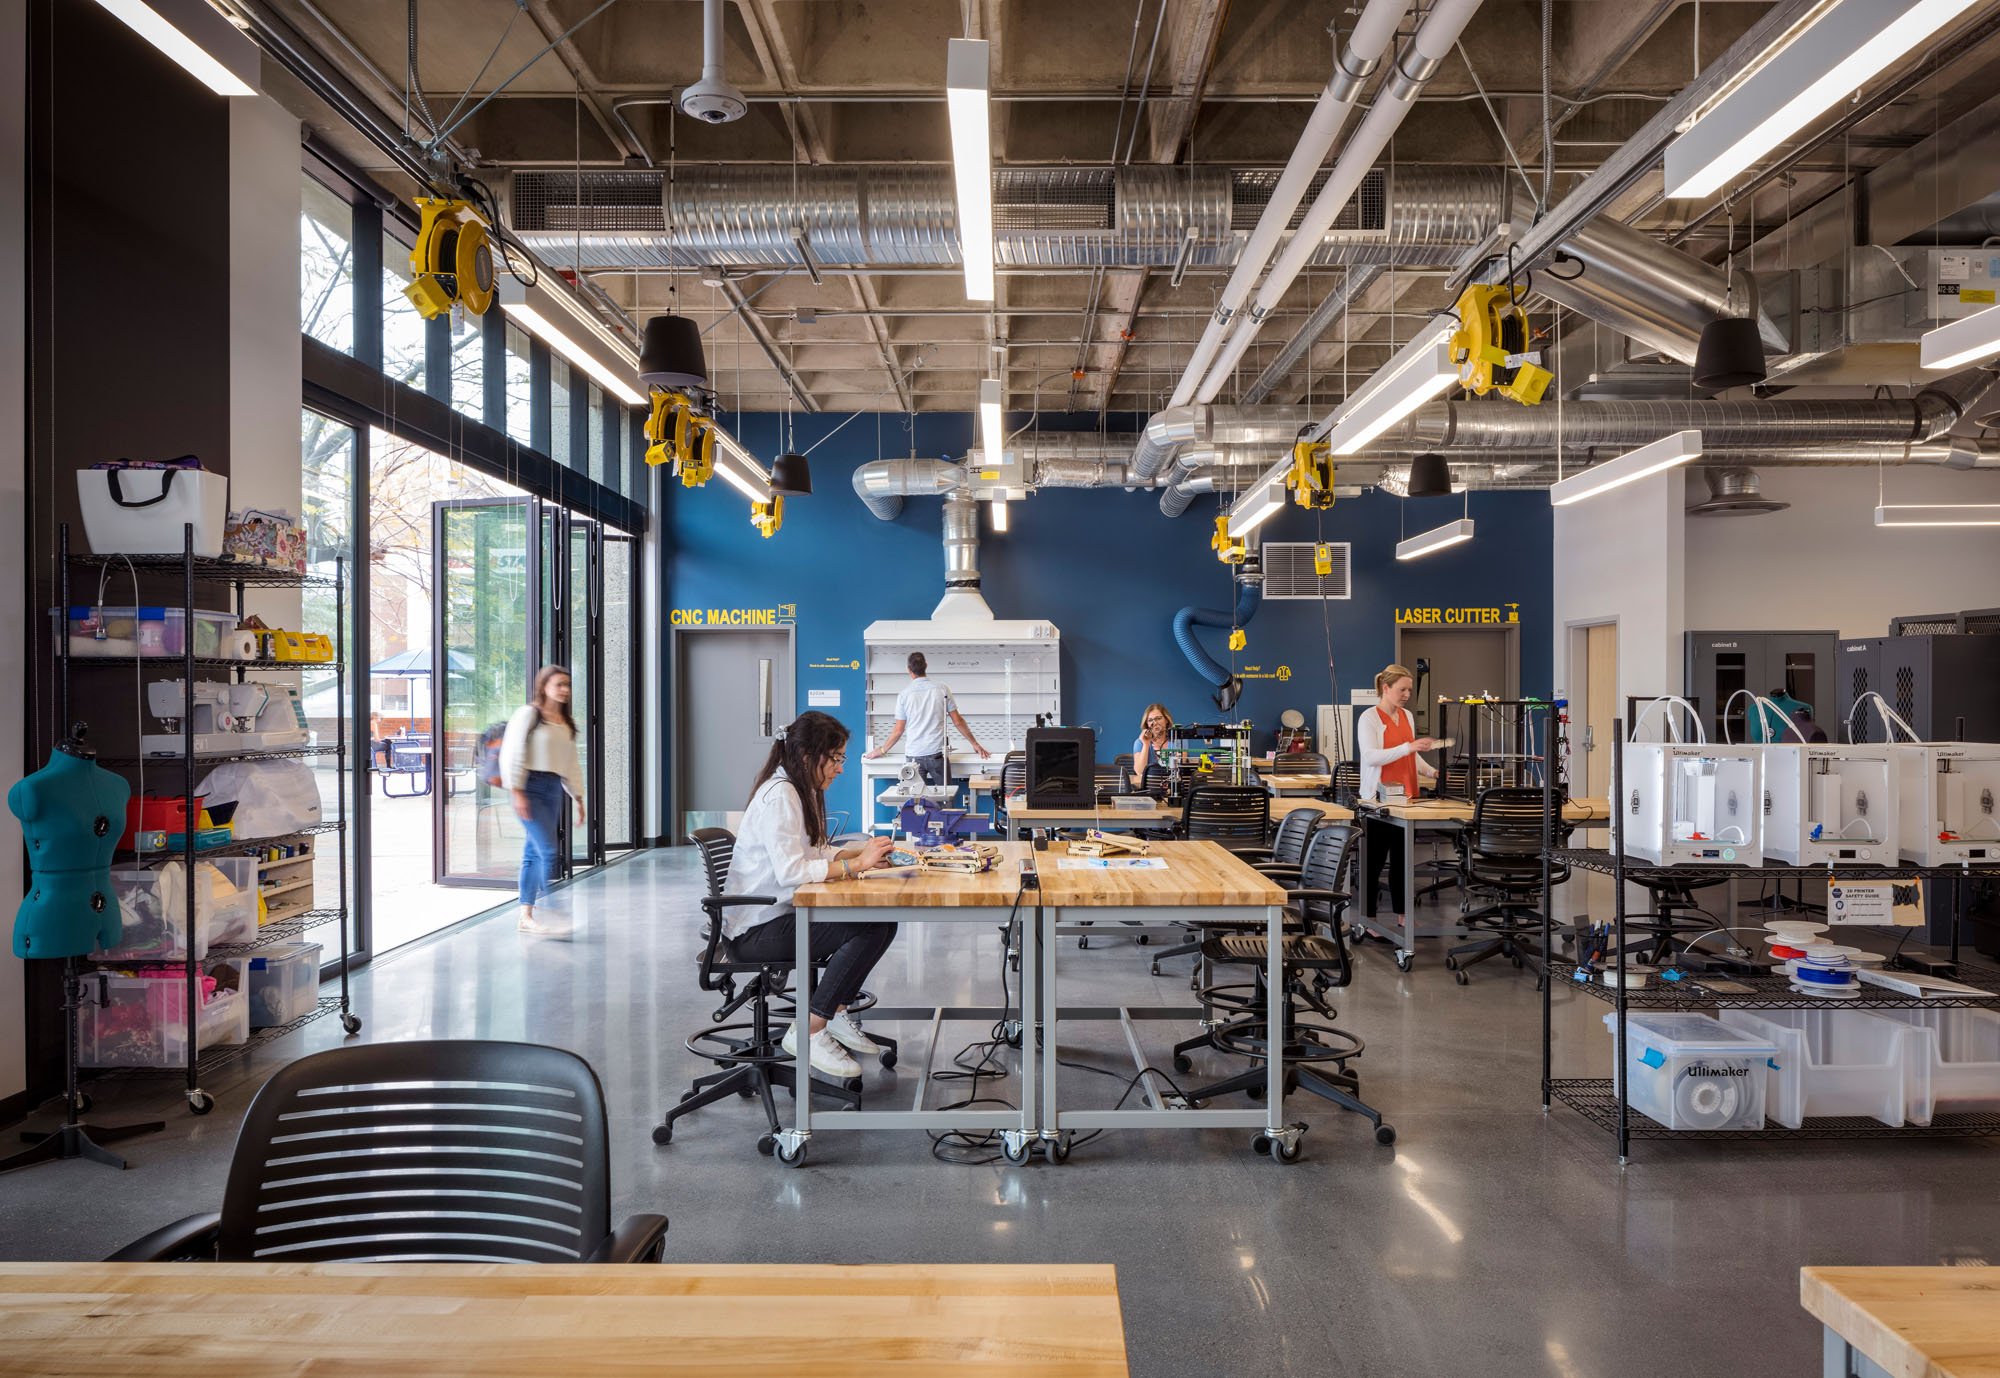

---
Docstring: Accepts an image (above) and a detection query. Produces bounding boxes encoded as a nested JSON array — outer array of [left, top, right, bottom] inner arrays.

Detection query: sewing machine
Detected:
[[142, 680, 310, 756]]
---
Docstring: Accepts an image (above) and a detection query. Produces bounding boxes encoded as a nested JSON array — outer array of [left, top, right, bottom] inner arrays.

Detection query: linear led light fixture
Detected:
[[947, 39, 995, 302], [1874, 504, 2000, 527], [1226, 459, 1289, 539], [1664, 0, 1984, 200], [1395, 517, 1475, 561], [95, 0, 258, 95], [1314, 318, 1460, 457], [991, 497, 1009, 532], [498, 276, 646, 407], [1548, 430, 1703, 507], [709, 426, 775, 503], [979, 378, 1004, 467], [1921, 302, 2000, 370]]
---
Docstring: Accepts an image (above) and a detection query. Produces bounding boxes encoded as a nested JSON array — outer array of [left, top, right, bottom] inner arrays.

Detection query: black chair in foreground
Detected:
[[1445, 787, 1569, 985], [110, 1040, 667, 1263], [656, 828, 888, 1158], [1172, 824, 1394, 1155]]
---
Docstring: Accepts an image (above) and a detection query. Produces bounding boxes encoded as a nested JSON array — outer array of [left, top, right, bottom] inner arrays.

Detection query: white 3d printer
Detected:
[[1747, 692, 1899, 866], [1620, 696, 1764, 866], [1850, 693, 2000, 868]]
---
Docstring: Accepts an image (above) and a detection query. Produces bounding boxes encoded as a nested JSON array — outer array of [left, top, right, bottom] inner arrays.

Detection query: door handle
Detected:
[[1583, 725, 1596, 752], [758, 658, 773, 738]]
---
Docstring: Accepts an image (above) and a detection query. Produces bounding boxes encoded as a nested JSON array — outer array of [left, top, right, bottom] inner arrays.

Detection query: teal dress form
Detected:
[[9, 746, 130, 959]]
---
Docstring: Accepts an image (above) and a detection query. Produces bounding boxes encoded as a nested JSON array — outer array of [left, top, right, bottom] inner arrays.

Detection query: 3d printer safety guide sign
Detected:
[[669, 604, 795, 626]]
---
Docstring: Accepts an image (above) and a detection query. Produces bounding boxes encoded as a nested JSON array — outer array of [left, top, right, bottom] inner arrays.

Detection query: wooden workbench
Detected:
[[1041, 839, 1289, 908], [1269, 796, 1353, 822], [1004, 801, 1182, 837], [1801, 1265, 2000, 1377], [802, 841, 1035, 906], [0, 1262, 1130, 1377]]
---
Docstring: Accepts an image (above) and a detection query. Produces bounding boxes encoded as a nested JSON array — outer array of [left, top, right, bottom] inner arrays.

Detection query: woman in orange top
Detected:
[[1357, 663, 1438, 921]]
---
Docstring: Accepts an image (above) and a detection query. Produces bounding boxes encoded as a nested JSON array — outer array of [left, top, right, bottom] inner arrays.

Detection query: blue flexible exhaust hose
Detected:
[[1173, 577, 1261, 710]]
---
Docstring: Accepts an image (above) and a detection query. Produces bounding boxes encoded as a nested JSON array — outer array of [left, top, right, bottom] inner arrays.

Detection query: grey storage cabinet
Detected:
[[1837, 634, 2000, 742], [1684, 630, 1837, 743]]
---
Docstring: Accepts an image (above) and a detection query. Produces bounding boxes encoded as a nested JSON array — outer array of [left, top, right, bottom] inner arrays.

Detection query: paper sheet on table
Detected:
[[1057, 856, 1168, 870]]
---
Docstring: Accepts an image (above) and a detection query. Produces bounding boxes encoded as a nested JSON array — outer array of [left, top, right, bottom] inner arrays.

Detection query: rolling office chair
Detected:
[[111, 1041, 668, 1263], [994, 752, 1028, 837], [1445, 788, 1570, 985], [1171, 824, 1395, 1151], [1176, 807, 1330, 1020], [1331, 761, 1362, 806], [655, 829, 892, 1156], [1268, 752, 1331, 776], [1147, 784, 1273, 978]]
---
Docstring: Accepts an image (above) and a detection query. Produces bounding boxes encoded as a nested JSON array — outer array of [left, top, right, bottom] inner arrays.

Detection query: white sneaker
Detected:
[[519, 912, 572, 939], [823, 1010, 884, 1056], [781, 1024, 861, 1079]]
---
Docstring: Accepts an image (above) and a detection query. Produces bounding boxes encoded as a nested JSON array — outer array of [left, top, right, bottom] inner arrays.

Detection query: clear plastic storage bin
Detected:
[[246, 942, 322, 1029], [1877, 1007, 2000, 1119], [1605, 1011, 1776, 1130], [95, 857, 260, 960], [77, 966, 250, 1068], [1719, 1007, 1925, 1129], [54, 606, 241, 659]]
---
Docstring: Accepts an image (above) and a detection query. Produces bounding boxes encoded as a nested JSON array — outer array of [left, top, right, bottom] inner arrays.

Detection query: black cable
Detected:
[[927, 882, 1028, 1164]]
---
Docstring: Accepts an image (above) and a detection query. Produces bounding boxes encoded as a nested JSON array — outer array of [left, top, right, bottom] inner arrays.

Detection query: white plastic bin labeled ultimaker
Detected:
[[76, 466, 228, 557], [1605, 1011, 1776, 1130], [1876, 1007, 2000, 1120], [1718, 1007, 1926, 1129]]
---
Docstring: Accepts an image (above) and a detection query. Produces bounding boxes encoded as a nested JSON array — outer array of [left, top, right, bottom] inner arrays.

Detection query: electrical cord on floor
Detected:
[[927, 881, 1027, 1164]]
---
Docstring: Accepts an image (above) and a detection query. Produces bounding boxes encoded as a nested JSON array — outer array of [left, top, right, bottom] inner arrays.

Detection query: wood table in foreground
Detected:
[[0, 1262, 1129, 1378], [1801, 1266, 2000, 1378]]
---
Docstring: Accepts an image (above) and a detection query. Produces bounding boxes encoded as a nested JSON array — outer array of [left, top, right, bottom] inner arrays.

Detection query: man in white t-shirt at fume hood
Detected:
[[862, 652, 989, 785]]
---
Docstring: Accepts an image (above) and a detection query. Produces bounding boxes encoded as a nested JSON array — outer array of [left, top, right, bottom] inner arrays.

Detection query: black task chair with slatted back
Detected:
[[994, 751, 1029, 838], [1172, 824, 1394, 1152], [109, 1040, 668, 1263], [1445, 787, 1570, 986], [1269, 752, 1331, 777], [655, 828, 881, 1157], [1186, 805, 1330, 1021], [1331, 761, 1362, 806], [1146, 783, 1273, 977], [1111, 752, 1137, 789]]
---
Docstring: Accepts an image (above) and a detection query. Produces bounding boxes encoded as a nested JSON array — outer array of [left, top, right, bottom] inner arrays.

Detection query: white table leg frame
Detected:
[[1041, 904, 1294, 1157], [781, 904, 1037, 1166], [1354, 816, 1471, 971]]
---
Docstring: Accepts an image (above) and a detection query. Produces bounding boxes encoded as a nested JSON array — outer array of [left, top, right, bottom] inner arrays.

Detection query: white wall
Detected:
[[1553, 469, 1687, 711], [1686, 465, 2000, 638], [1, 0, 25, 1107]]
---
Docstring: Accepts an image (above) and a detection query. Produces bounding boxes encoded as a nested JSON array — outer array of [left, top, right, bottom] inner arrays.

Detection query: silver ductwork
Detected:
[[1536, 217, 1787, 365], [506, 165, 1507, 273], [936, 493, 992, 621], [850, 457, 963, 521], [1128, 405, 1319, 481]]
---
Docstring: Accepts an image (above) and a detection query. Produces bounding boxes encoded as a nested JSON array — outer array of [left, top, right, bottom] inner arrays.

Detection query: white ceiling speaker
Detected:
[[680, 0, 747, 124]]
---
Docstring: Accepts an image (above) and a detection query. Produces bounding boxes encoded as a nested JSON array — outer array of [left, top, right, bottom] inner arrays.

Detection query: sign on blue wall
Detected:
[[666, 411, 1554, 822]]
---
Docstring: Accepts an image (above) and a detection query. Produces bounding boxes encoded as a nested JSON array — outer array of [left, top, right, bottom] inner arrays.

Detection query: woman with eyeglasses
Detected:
[[1130, 703, 1175, 789], [724, 710, 898, 1081]]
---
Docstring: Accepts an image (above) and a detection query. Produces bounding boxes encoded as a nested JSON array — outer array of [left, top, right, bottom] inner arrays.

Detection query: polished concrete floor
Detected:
[[5, 846, 1998, 1376]]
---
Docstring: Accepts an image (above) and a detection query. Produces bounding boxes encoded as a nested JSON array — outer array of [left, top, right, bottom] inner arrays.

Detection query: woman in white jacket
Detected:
[[725, 711, 895, 1079], [501, 665, 585, 936]]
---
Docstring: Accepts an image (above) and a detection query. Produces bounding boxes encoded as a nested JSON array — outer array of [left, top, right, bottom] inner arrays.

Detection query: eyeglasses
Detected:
[[828, 752, 848, 765], [1144, 717, 1166, 727]]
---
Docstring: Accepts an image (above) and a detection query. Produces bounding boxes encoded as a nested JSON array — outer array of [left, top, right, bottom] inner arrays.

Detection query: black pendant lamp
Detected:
[[1406, 452, 1453, 498], [770, 451, 813, 496], [638, 314, 707, 390], [1694, 316, 1766, 390]]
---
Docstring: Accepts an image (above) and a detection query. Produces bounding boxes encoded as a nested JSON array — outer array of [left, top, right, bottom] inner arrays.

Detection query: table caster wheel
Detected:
[[1454, 970, 1470, 986], [878, 1050, 897, 1070], [1002, 1138, 1032, 1165], [1272, 1137, 1302, 1163], [757, 1135, 777, 1157], [1172, 1054, 1193, 1074], [1375, 1123, 1397, 1146], [776, 1141, 808, 1167], [341, 1013, 362, 1035], [187, 1090, 214, 1116], [652, 1123, 673, 1145], [1049, 1137, 1071, 1163], [71, 1092, 92, 1116], [1252, 1134, 1272, 1156], [1077, 936, 1090, 950], [1394, 951, 1413, 973]]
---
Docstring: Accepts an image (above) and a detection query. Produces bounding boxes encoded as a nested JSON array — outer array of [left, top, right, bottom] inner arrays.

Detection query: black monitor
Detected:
[[1026, 727, 1095, 809]]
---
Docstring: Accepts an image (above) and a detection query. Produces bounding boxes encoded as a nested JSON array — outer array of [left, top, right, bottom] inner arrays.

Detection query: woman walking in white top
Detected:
[[726, 710, 898, 1079], [501, 665, 585, 936]]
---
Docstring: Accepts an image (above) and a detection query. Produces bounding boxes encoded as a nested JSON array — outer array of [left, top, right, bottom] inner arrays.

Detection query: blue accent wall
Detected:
[[666, 411, 1553, 823]]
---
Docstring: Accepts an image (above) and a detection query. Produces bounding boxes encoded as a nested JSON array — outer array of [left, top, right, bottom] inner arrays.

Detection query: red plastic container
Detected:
[[120, 794, 204, 852]]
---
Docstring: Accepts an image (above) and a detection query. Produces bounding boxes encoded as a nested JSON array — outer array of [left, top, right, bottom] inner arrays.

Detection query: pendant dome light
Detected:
[[770, 452, 813, 495], [638, 314, 707, 390], [1406, 452, 1453, 498]]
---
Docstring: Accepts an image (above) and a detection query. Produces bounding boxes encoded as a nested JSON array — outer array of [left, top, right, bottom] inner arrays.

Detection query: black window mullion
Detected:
[[352, 200, 383, 372], [483, 305, 505, 429], [530, 337, 551, 456], [425, 314, 450, 401], [605, 405, 623, 496]]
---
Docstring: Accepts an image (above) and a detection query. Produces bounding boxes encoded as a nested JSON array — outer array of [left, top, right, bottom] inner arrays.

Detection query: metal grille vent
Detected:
[[1260, 542, 1352, 600], [994, 168, 1115, 230], [1850, 668, 1872, 741], [1894, 667, 1917, 725], [1232, 167, 1387, 234], [1964, 608, 2000, 635], [1891, 615, 1961, 636], [509, 171, 666, 233]]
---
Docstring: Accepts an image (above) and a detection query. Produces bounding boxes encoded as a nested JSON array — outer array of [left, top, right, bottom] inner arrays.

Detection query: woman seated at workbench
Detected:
[[726, 710, 896, 1081], [1358, 664, 1439, 917], [1130, 703, 1174, 789]]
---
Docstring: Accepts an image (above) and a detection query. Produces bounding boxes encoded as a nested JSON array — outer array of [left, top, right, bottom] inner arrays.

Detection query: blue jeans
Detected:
[[518, 770, 565, 905]]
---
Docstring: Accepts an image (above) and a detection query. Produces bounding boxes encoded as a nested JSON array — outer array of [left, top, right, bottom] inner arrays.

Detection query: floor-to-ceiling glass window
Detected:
[[300, 409, 358, 966], [601, 534, 637, 852], [302, 176, 353, 353]]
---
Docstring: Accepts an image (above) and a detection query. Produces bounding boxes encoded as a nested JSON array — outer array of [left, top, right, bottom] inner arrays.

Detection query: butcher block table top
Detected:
[[0, 1262, 1130, 1378], [798, 841, 1036, 908], [1041, 840, 1288, 909], [1801, 1266, 2000, 1378]]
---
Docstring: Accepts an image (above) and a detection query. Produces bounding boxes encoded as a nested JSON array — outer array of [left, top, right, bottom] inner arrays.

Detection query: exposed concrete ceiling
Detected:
[[252, 0, 2000, 415]]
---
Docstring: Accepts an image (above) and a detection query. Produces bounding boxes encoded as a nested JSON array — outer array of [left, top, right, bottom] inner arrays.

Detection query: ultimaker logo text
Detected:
[[1683, 1064, 1749, 1078]]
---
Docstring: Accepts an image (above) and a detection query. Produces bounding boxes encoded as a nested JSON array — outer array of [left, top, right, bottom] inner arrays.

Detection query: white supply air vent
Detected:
[[1260, 542, 1351, 600]]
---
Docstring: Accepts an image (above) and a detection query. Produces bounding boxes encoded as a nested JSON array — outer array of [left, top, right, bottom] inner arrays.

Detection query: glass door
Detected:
[[568, 517, 602, 867], [600, 533, 638, 853], [433, 496, 538, 885]]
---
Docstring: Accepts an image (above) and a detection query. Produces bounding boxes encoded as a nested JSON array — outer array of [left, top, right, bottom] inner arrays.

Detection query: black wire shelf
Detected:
[[1548, 847, 1952, 884], [88, 996, 351, 1083], [1548, 957, 2000, 1011], [72, 554, 339, 589], [212, 911, 343, 954], [65, 655, 343, 672], [120, 821, 344, 862], [1548, 1078, 2000, 1140], [102, 744, 344, 768]]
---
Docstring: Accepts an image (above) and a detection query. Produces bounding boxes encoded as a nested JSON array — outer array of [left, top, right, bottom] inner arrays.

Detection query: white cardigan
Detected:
[[1356, 704, 1438, 802], [722, 770, 841, 937], [499, 704, 584, 799]]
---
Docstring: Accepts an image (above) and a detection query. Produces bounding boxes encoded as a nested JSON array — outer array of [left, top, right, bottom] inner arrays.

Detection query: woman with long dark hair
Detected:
[[501, 664, 585, 936], [725, 710, 897, 1079]]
